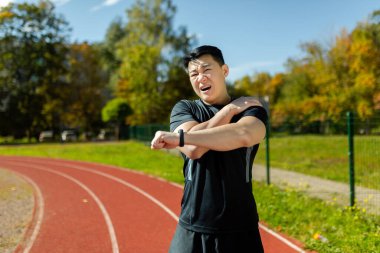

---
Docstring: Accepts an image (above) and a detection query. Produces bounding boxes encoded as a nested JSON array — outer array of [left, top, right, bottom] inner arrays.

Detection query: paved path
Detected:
[[0, 156, 307, 253], [253, 164, 380, 215]]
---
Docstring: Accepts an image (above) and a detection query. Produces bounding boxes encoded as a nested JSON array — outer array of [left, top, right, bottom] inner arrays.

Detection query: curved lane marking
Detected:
[[5, 161, 120, 253], [10, 171, 45, 253], [27, 159, 180, 222], [4, 157, 305, 252]]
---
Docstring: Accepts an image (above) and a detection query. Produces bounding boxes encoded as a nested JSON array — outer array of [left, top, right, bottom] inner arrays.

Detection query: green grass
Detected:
[[255, 135, 380, 190], [0, 141, 379, 252], [0, 141, 184, 184], [254, 181, 380, 253]]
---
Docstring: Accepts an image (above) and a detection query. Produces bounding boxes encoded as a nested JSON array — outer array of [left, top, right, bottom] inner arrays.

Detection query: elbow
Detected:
[[240, 126, 266, 147], [187, 153, 202, 160], [184, 146, 205, 160], [241, 133, 254, 147], [187, 149, 205, 160]]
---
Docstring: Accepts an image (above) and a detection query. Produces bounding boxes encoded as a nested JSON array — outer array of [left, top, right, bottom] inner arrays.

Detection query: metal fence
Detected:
[[262, 112, 380, 215], [128, 113, 380, 215], [351, 114, 380, 215], [129, 124, 169, 142]]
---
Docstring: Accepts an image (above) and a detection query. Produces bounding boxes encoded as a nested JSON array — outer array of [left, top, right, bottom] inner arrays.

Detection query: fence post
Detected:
[[266, 117, 271, 185], [264, 95, 271, 185], [347, 111, 355, 207]]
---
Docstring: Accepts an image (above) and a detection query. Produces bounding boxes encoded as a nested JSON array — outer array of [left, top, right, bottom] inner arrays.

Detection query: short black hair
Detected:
[[183, 45, 225, 69]]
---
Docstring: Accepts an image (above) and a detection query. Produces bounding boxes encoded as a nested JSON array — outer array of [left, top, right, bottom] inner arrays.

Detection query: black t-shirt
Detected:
[[170, 99, 268, 234]]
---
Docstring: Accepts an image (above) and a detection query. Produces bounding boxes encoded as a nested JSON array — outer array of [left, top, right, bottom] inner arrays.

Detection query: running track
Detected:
[[0, 156, 307, 253]]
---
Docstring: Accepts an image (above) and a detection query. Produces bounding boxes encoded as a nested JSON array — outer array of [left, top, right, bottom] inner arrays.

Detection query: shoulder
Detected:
[[170, 99, 201, 132], [171, 99, 202, 113], [239, 106, 268, 124], [173, 99, 195, 108]]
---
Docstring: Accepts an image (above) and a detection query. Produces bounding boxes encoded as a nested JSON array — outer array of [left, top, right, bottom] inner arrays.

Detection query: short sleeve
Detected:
[[170, 100, 199, 132], [240, 106, 268, 125]]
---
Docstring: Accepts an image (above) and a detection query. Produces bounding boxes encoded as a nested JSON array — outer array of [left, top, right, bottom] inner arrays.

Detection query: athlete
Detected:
[[151, 45, 267, 253]]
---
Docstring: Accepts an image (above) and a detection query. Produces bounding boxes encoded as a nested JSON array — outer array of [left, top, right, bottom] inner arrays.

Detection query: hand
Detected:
[[227, 96, 262, 115], [150, 131, 180, 150]]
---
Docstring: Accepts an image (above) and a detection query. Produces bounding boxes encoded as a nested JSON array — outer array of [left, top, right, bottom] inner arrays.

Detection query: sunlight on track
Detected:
[[6, 161, 120, 253], [42, 161, 180, 222], [1, 157, 307, 253]]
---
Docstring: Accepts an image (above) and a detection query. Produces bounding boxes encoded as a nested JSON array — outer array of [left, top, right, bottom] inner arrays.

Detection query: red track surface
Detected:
[[0, 156, 306, 253]]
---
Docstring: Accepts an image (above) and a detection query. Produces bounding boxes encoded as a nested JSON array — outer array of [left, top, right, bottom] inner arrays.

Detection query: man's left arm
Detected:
[[151, 114, 266, 151]]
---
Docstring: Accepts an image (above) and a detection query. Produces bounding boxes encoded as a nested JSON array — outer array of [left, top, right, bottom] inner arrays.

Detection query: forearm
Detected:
[[183, 118, 266, 151], [152, 97, 264, 157], [189, 105, 235, 131], [151, 117, 266, 153], [177, 105, 236, 158]]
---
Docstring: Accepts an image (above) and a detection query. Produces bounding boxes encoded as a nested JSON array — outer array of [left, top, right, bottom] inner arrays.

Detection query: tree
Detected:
[[0, 0, 70, 140], [348, 13, 380, 122], [99, 17, 127, 93], [233, 72, 272, 98], [102, 98, 132, 139], [62, 42, 109, 135], [233, 75, 254, 96], [114, 0, 195, 125], [232, 9, 380, 134]]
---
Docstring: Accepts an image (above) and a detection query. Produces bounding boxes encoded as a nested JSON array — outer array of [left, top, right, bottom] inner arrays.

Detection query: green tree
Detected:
[[233, 75, 253, 96], [101, 98, 132, 139], [99, 17, 127, 93], [0, 1, 70, 140], [233, 9, 380, 134], [348, 12, 380, 123], [114, 0, 195, 125], [63, 42, 109, 136]]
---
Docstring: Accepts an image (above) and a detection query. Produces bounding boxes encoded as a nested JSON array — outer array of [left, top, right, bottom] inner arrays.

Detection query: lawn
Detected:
[[255, 135, 380, 190], [0, 140, 379, 252], [0, 141, 184, 183]]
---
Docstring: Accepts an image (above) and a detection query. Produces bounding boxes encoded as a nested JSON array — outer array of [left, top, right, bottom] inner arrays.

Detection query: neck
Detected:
[[220, 94, 232, 105], [202, 94, 231, 106]]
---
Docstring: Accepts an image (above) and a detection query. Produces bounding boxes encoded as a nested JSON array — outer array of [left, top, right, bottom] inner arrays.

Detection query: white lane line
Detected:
[[5, 161, 120, 253], [154, 166, 306, 252], [6, 158, 305, 252], [32, 160, 180, 222], [258, 224, 305, 253], [9, 171, 45, 253]]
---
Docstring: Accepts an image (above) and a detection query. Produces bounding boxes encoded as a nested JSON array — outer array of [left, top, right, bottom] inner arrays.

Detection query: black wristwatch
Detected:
[[178, 129, 184, 147]]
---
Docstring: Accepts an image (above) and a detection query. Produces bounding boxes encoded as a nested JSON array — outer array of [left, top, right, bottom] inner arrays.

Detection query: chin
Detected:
[[202, 98, 216, 105]]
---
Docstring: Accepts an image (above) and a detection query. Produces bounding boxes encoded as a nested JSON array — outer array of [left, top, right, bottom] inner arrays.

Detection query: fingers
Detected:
[[228, 97, 263, 115], [246, 96, 263, 106], [151, 131, 177, 150], [233, 96, 262, 107], [247, 99, 262, 106], [151, 131, 165, 149]]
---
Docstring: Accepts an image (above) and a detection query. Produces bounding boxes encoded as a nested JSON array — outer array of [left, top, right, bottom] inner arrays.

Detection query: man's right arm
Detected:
[[174, 97, 262, 159], [174, 105, 235, 159]]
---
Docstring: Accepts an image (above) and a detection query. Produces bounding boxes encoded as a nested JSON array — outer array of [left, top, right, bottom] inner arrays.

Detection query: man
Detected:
[[151, 45, 267, 253]]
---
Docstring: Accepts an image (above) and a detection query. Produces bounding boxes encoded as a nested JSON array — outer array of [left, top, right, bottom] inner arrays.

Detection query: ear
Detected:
[[222, 64, 229, 77]]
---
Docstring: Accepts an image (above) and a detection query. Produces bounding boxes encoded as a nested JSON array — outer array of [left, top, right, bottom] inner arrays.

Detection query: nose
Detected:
[[196, 74, 208, 83]]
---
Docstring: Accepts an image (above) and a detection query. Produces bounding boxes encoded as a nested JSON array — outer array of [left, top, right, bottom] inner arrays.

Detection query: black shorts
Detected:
[[168, 224, 264, 253]]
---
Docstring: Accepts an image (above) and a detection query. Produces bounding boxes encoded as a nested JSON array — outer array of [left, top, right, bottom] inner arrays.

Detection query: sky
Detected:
[[1, 0, 380, 82]]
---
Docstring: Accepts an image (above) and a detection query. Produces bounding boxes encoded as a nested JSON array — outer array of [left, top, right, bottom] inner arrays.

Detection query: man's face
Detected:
[[187, 54, 229, 105]]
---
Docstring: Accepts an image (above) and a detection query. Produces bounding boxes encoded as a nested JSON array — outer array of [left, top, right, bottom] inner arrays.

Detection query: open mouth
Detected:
[[200, 86, 211, 92]]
